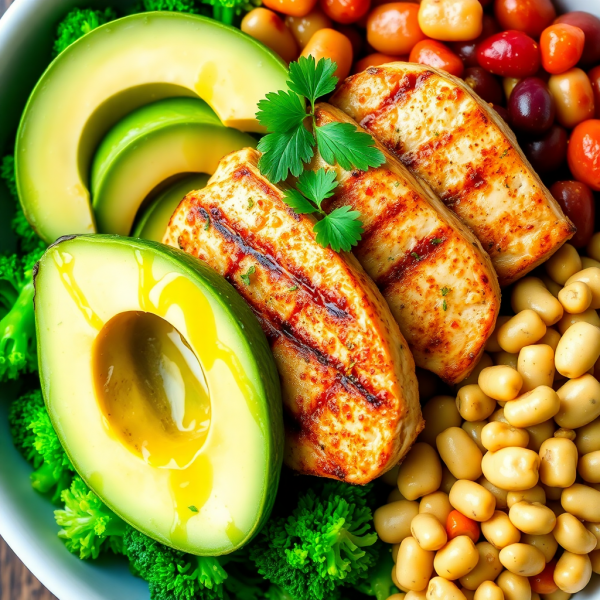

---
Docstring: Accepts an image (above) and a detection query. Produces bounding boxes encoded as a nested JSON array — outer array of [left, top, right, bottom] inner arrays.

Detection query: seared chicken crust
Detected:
[[311, 104, 501, 384], [164, 147, 422, 483], [331, 63, 575, 286]]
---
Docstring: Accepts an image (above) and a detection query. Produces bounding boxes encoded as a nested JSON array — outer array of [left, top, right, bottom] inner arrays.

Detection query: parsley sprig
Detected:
[[256, 56, 385, 252]]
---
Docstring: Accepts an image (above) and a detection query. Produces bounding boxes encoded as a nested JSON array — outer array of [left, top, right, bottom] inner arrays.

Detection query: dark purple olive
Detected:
[[508, 78, 555, 135], [491, 104, 511, 126], [451, 15, 499, 68], [522, 125, 568, 175], [463, 67, 503, 104]]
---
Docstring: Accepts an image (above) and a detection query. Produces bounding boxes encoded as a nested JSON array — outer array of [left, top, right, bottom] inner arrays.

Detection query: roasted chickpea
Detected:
[[553, 512, 597, 555], [285, 8, 332, 48], [512, 278, 564, 326], [553, 551, 592, 594], [411, 513, 448, 551], [555, 374, 600, 429], [398, 443, 442, 500], [497, 311, 547, 355], [526, 419, 556, 452], [301, 28, 353, 79], [521, 532, 558, 563], [565, 267, 600, 309], [499, 543, 546, 577], [575, 417, 600, 455], [538, 328, 562, 352], [437, 427, 483, 481], [241, 8, 299, 62], [396, 537, 435, 592], [496, 570, 532, 600], [558, 281, 593, 314], [463, 421, 488, 454], [479, 366, 523, 402], [417, 0, 482, 42], [504, 386, 560, 429], [426, 577, 467, 600], [473, 581, 504, 600], [419, 491, 453, 525], [481, 510, 521, 549], [481, 421, 529, 452], [555, 321, 600, 379], [539, 437, 578, 489], [434, 536, 479, 580], [459, 541, 502, 590], [482, 447, 540, 491], [420, 395, 463, 446], [507, 486, 546, 509], [557, 306, 600, 334], [508, 501, 556, 536], [548, 68, 595, 129], [561, 483, 600, 521], [578, 450, 600, 483], [517, 345, 555, 394], [457, 385, 497, 422], [374, 500, 419, 543], [449, 480, 496, 522], [545, 244, 582, 285]]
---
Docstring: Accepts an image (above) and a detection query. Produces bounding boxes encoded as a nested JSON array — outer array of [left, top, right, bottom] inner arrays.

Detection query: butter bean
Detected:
[[481, 510, 521, 549], [498, 311, 547, 354], [482, 447, 540, 491], [437, 427, 483, 481], [496, 571, 531, 600], [426, 576, 467, 599], [374, 500, 419, 543], [575, 417, 600, 454], [590, 549, 600, 575], [565, 267, 600, 309], [553, 551, 592, 594], [555, 374, 600, 429], [450, 480, 496, 522], [481, 421, 529, 452], [499, 543, 546, 577], [504, 386, 560, 429], [473, 581, 504, 600], [508, 501, 556, 536], [507, 486, 546, 509], [457, 385, 497, 422], [434, 536, 479, 580], [420, 395, 462, 446], [459, 542, 502, 590], [526, 420, 556, 452], [517, 345, 555, 394], [557, 307, 600, 334], [457, 353, 494, 390], [578, 450, 600, 483], [545, 243, 582, 285], [418, 0, 482, 42], [486, 316, 512, 353], [479, 366, 523, 402], [411, 513, 447, 551], [539, 438, 578, 488], [395, 537, 434, 592], [512, 277, 564, 326], [463, 421, 488, 453], [419, 490, 452, 525], [538, 328, 562, 352], [555, 321, 600, 379], [494, 351, 519, 370], [561, 484, 600, 521], [477, 476, 509, 510], [398, 443, 442, 500], [553, 513, 597, 555], [521, 533, 558, 563], [559, 281, 593, 314]]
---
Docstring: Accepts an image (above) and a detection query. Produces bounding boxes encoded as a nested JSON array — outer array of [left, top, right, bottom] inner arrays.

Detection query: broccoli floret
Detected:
[[265, 586, 296, 600], [53, 7, 118, 56], [143, 0, 201, 11], [1, 154, 17, 198], [55, 476, 128, 559], [8, 389, 74, 501], [250, 480, 379, 600], [200, 0, 258, 25], [356, 542, 398, 600]]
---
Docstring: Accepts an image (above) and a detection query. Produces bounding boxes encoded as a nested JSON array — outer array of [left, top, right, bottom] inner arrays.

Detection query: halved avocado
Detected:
[[91, 98, 251, 235], [34, 235, 283, 555], [15, 12, 288, 243], [134, 174, 210, 243]]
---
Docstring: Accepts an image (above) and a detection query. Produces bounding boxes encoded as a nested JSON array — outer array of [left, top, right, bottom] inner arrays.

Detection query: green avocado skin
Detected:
[[34, 234, 284, 554]]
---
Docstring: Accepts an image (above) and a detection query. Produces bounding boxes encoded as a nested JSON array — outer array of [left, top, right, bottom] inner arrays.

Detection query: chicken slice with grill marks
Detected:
[[308, 103, 501, 384], [163, 147, 422, 484], [330, 63, 575, 286]]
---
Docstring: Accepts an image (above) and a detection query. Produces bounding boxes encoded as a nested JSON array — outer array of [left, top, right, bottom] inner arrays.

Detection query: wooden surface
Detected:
[[0, 6, 57, 600]]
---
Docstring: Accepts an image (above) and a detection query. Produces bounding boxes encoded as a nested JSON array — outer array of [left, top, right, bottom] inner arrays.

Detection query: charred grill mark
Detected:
[[440, 165, 488, 209], [357, 189, 412, 244]]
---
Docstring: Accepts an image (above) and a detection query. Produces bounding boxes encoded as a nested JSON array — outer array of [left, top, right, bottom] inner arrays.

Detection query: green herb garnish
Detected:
[[241, 265, 256, 285], [188, 505, 198, 513]]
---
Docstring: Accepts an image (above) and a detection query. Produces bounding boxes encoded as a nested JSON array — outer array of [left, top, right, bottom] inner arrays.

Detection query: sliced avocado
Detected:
[[91, 98, 251, 236], [134, 174, 210, 243], [16, 12, 288, 243], [34, 235, 283, 555]]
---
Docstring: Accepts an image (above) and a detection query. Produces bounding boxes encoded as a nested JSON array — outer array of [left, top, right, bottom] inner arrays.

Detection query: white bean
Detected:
[[555, 321, 600, 379]]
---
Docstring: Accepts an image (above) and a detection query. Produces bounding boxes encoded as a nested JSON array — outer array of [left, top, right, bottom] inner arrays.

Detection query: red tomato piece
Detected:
[[262, 0, 318, 17], [409, 40, 464, 78], [530, 560, 558, 594], [319, 0, 370, 25], [477, 30, 540, 78], [567, 119, 600, 191], [550, 180, 596, 248], [555, 11, 600, 67], [494, 0, 556, 39], [540, 23, 585, 75], [446, 510, 480, 543]]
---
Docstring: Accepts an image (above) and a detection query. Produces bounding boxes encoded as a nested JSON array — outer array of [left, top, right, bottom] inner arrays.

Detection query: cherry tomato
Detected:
[[555, 11, 600, 67], [301, 28, 354, 80], [451, 15, 500, 68], [320, 0, 370, 24], [409, 40, 464, 78], [522, 124, 567, 175], [550, 180, 595, 248], [568, 120, 600, 191], [464, 66, 504, 104], [262, 0, 317, 17], [446, 510, 480, 543], [590, 66, 600, 120], [353, 52, 404, 74], [477, 30, 540, 78], [286, 8, 332, 49], [508, 77, 555, 134], [241, 9, 299, 63], [494, 0, 555, 39], [530, 560, 558, 594], [366, 3, 426, 56], [540, 23, 585, 75]]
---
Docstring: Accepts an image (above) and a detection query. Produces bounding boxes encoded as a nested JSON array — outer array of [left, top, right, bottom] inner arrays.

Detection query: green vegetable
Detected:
[[142, 0, 201, 12], [250, 479, 379, 600], [200, 0, 258, 25], [256, 56, 384, 252], [8, 390, 74, 501], [53, 8, 118, 56], [356, 542, 399, 600]]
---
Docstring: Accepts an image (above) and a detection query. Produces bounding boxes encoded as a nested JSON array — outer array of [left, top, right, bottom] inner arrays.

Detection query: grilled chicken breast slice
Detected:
[[164, 147, 422, 483], [331, 63, 575, 286], [310, 104, 500, 384]]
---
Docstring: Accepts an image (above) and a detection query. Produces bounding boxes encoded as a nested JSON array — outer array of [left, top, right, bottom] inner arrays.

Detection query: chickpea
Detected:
[[565, 267, 600, 309], [397, 443, 442, 500], [500, 543, 546, 577], [477, 476, 509, 510], [557, 307, 600, 334], [493, 352, 519, 370], [505, 386, 560, 430], [553, 551, 592, 594], [457, 385, 497, 422], [420, 395, 462, 446], [585, 521, 600, 548], [507, 486, 546, 509], [479, 366, 523, 402], [459, 542, 502, 590], [481, 510, 521, 549], [526, 420, 556, 453], [549, 68, 595, 129], [241, 8, 299, 63], [554, 321, 600, 379], [301, 29, 353, 79], [486, 316, 512, 353], [473, 581, 504, 600], [517, 345, 555, 394], [374, 500, 419, 543], [497, 311, 547, 355], [578, 450, 600, 483], [434, 536, 479, 580], [426, 577, 467, 600], [545, 244, 582, 285], [449, 480, 496, 522], [482, 447, 540, 491], [437, 427, 483, 481], [575, 416, 600, 454], [561, 484, 600, 521], [495, 571, 531, 600], [508, 501, 556, 536], [558, 281, 592, 314], [538, 328, 562, 352], [521, 533, 558, 563], [512, 278, 564, 326], [555, 374, 600, 429], [481, 421, 529, 452], [418, 0, 482, 42], [395, 537, 435, 591], [419, 491, 452, 525], [539, 438, 578, 488], [553, 513, 597, 555], [285, 8, 332, 48], [441, 466, 459, 495], [463, 421, 488, 454]]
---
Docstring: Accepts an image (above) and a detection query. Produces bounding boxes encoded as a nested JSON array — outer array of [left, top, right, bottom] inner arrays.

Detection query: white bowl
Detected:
[[1, 1, 600, 598]]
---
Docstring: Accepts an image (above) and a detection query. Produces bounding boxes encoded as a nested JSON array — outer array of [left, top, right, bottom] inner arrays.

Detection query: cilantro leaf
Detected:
[[283, 189, 318, 214], [288, 56, 338, 106], [313, 206, 363, 252], [257, 126, 315, 183], [240, 265, 256, 285], [256, 90, 307, 133], [315, 122, 385, 171], [296, 169, 338, 208]]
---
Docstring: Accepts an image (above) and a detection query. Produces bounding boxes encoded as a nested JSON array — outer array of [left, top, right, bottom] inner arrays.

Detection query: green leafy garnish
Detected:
[[241, 265, 256, 285], [441, 287, 450, 296], [189, 505, 199, 513], [431, 238, 443, 245], [443, 299, 448, 311]]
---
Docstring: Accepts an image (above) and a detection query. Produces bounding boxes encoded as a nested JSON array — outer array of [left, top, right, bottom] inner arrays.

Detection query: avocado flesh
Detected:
[[92, 98, 251, 236], [15, 12, 288, 243], [134, 174, 210, 243], [34, 235, 283, 555]]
